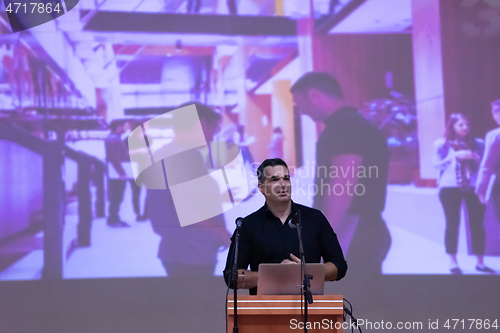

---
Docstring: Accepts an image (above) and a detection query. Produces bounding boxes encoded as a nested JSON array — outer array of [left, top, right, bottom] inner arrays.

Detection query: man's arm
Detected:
[[235, 269, 258, 289], [323, 154, 363, 229], [324, 262, 339, 281], [223, 223, 256, 289]]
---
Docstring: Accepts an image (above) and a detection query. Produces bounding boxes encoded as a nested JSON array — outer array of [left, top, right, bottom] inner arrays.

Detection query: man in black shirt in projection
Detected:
[[291, 72, 391, 277], [224, 158, 347, 294]]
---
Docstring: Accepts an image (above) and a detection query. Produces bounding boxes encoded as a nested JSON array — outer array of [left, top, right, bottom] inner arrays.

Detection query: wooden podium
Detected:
[[227, 295, 344, 333]]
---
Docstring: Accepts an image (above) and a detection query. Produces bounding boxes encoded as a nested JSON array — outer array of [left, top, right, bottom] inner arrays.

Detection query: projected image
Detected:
[[1, 0, 500, 282]]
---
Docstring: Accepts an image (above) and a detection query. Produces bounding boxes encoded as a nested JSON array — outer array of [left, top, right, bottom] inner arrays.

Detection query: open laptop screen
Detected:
[[257, 263, 325, 295]]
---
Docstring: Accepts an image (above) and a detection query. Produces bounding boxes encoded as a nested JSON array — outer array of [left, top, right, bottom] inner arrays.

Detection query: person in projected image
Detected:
[[433, 113, 494, 274], [105, 120, 132, 228], [235, 124, 256, 172], [290, 72, 391, 279], [145, 103, 231, 278], [187, 0, 202, 13], [125, 119, 149, 222], [268, 126, 284, 159], [186, 0, 238, 14], [223, 158, 347, 294], [476, 100, 500, 217]]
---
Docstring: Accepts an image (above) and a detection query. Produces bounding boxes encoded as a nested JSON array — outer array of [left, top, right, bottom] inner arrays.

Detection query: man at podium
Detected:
[[223, 158, 347, 294]]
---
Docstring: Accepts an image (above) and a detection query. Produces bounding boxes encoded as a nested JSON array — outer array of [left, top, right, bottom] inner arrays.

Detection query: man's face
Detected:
[[115, 124, 125, 135], [293, 91, 319, 121], [492, 104, 500, 126], [258, 165, 292, 204], [122, 121, 131, 133]]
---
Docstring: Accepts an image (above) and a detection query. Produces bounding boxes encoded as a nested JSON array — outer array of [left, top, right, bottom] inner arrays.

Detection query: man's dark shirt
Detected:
[[314, 107, 389, 216], [223, 201, 347, 295]]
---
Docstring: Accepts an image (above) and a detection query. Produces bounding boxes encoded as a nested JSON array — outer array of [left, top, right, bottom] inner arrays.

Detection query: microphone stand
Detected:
[[231, 218, 243, 333], [294, 211, 313, 333]]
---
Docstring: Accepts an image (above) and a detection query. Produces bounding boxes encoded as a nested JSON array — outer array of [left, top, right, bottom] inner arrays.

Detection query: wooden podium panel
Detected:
[[227, 295, 343, 333]]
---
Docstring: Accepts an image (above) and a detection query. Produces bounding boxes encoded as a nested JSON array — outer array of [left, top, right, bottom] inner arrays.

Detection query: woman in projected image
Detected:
[[433, 113, 494, 275]]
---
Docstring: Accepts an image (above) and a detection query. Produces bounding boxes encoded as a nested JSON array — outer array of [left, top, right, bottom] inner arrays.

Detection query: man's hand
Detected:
[[281, 253, 301, 264]]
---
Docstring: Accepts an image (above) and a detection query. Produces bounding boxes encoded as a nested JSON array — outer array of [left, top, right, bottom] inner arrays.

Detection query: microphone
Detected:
[[235, 217, 244, 228], [288, 211, 299, 229]]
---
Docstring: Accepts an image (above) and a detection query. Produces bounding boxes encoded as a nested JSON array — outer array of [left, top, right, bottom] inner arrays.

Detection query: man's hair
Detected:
[[492, 99, 500, 108], [257, 158, 289, 184], [178, 102, 222, 124], [290, 72, 343, 99]]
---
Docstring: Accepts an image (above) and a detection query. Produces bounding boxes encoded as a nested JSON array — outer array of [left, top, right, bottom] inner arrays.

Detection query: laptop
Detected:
[[257, 263, 325, 295]]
